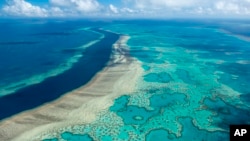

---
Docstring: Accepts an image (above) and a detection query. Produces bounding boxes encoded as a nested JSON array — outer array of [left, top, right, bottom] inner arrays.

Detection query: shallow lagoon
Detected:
[[29, 20, 250, 141]]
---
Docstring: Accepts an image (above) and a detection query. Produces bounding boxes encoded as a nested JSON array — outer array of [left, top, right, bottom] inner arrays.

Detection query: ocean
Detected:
[[0, 19, 250, 141], [0, 19, 119, 120]]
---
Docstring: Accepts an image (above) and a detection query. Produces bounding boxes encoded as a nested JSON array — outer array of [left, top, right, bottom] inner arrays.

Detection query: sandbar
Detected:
[[0, 34, 143, 141]]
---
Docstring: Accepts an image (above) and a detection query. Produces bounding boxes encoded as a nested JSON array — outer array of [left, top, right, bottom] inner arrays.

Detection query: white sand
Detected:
[[0, 35, 143, 141]]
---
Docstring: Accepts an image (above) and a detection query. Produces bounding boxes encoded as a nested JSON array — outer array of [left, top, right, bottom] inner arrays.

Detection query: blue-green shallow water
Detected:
[[25, 20, 250, 141], [0, 20, 119, 120]]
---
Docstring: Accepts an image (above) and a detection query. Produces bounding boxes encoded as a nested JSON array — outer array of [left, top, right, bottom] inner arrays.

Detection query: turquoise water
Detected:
[[41, 20, 250, 141]]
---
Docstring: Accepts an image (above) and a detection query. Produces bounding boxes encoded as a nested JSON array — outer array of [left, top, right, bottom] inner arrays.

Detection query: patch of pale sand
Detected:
[[215, 60, 226, 64], [236, 60, 250, 65], [0, 35, 143, 141], [219, 29, 250, 42], [225, 52, 243, 55], [211, 84, 243, 105], [185, 49, 209, 54]]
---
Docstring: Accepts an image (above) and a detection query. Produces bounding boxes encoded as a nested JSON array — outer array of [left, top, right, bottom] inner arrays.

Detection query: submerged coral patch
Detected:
[[142, 65, 151, 71], [61, 132, 93, 141], [150, 93, 187, 108], [204, 97, 250, 129], [177, 118, 228, 141], [146, 129, 171, 141], [115, 105, 159, 125], [144, 72, 172, 83], [110, 95, 130, 112], [175, 69, 193, 84], [38, 21, 250, 141]]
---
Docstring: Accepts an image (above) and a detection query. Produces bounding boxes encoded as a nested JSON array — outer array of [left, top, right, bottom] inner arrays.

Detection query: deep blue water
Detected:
[[0, 20, 119, 120], [0, 20, 101, 95]]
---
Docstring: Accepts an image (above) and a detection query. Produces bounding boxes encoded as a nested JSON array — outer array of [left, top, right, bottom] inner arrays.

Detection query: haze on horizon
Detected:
[[0, 0, 250, 19]]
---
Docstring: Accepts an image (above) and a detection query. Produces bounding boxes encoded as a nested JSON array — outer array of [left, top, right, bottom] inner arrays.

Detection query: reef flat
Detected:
[[0, 33, 143, 141]]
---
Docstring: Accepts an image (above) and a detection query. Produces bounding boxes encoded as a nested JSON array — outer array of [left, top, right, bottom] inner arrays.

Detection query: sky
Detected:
[[0, 0, 250, 18]]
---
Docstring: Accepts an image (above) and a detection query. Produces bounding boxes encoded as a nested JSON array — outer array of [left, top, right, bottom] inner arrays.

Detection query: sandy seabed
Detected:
[[0, 35, 143, 141]]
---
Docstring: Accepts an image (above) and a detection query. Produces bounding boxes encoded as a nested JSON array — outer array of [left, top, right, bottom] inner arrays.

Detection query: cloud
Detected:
[[1, 0, 250, 18], [132, 0, 198, 9], [109, 4, 119, 14], [214, 1, 250, 15], [1, 0, 102, 17], [49, 7, 65, 17], [2, 0, 48, 17], [215, 1, 239, 13], [49, 0, 72, 7], [121, 7, 134, 13], [49, 0, 101, 13], [123, 0, 250, 16]]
